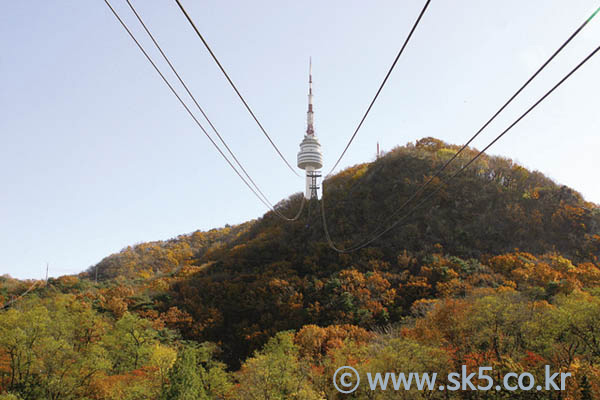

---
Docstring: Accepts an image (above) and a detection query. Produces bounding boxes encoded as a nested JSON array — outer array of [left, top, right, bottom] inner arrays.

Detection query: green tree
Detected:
[[0, 393, 22, 400], [232, 331, 320, 400], [161, 347, 203, 400], [161, 343, 230, 400], [364, 337, 451, 400], [0, 295, 110, 400], [102, 312, 158, 373]]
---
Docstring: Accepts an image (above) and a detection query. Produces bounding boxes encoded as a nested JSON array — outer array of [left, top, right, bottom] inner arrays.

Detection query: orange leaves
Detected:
[[523, 350, 546, 368], [158, 306, 196, 335], [56, 275, 80, 287], [436, 279, 468, 298], [489, 252, 537, 275], [486, 252, 598, 294], [294, 324, 373, 361], [408, 298, 471, 349], [552, 203, 588, 234], [91, 367, 160, 400], [266, 278, 304, 311], [574, 262, 600, 287], [104, 297, 129, 319], [398, 276, 433, 306], [98, 286, 135, 318], [334, 269, 396, 323]]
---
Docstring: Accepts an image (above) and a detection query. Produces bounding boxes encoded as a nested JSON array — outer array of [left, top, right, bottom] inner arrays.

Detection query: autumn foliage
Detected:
[[1, 138, 599, 398]]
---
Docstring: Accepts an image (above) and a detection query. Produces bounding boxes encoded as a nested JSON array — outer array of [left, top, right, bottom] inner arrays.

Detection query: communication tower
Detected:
[[297, 59, 323, 199]]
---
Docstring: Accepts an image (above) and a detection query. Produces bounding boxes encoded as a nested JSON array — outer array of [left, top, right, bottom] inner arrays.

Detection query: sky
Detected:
[[1, 0, 599, 280]]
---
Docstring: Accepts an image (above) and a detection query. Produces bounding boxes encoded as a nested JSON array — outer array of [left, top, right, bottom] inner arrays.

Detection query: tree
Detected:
[[161, 343, 230, 400], [102, 312, 158, 373], [294, 324, 373, 362], [0, 295, 110, 400], [0, 393, 22, 400], [161, 347, 203, 400], [150, 344, 177, 392], [232, 332, 320, 400]]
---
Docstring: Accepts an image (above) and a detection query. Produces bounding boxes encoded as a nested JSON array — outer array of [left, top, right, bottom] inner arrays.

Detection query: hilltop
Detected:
[[87, 137, 599, 281]]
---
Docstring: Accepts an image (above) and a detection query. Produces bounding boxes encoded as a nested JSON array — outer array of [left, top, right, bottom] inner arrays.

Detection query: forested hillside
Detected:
[[165, 137, 600, 365], [1, 138, 600, 399]]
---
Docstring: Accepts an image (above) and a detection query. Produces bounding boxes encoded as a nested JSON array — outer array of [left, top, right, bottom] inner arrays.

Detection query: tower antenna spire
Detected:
[[307, 57, 314, 136]]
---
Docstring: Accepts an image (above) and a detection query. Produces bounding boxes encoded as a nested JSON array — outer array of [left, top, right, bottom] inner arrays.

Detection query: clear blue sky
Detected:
[[1, 1, 599, 279]]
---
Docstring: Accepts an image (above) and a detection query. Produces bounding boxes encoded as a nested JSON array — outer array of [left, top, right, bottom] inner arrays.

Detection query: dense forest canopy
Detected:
[[2, 138, 600, 399]]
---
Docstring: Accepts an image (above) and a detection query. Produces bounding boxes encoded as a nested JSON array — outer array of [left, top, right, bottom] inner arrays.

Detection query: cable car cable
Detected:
[[322, 44, 600, 252], [326, 0, 432, 177], [103, 0, 299, 217], [173, 0, 301, 178], [123, 0, 304, 220], [322, 4, 600, 247]]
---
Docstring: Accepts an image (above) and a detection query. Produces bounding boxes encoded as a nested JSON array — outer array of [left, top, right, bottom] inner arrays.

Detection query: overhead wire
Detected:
[[103, 0, 270, 210], [326, 0, 432, 177], [321, 5, 600, 251], [322, 43, 600, 252], [1, 281, 39, 310], [103, 0, 304, 220], [172, 0, 301, 178], [122, 0, 304, 221], [107, 0, 599, 241]]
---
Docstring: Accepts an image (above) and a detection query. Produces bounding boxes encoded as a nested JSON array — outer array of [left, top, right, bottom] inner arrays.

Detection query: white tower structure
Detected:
[[297, 59, 323, 199]]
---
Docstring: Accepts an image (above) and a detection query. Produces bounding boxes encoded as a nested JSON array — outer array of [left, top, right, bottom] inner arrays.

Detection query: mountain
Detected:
[[3, 137, 600, 399], [82, 137, 600, 365]]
